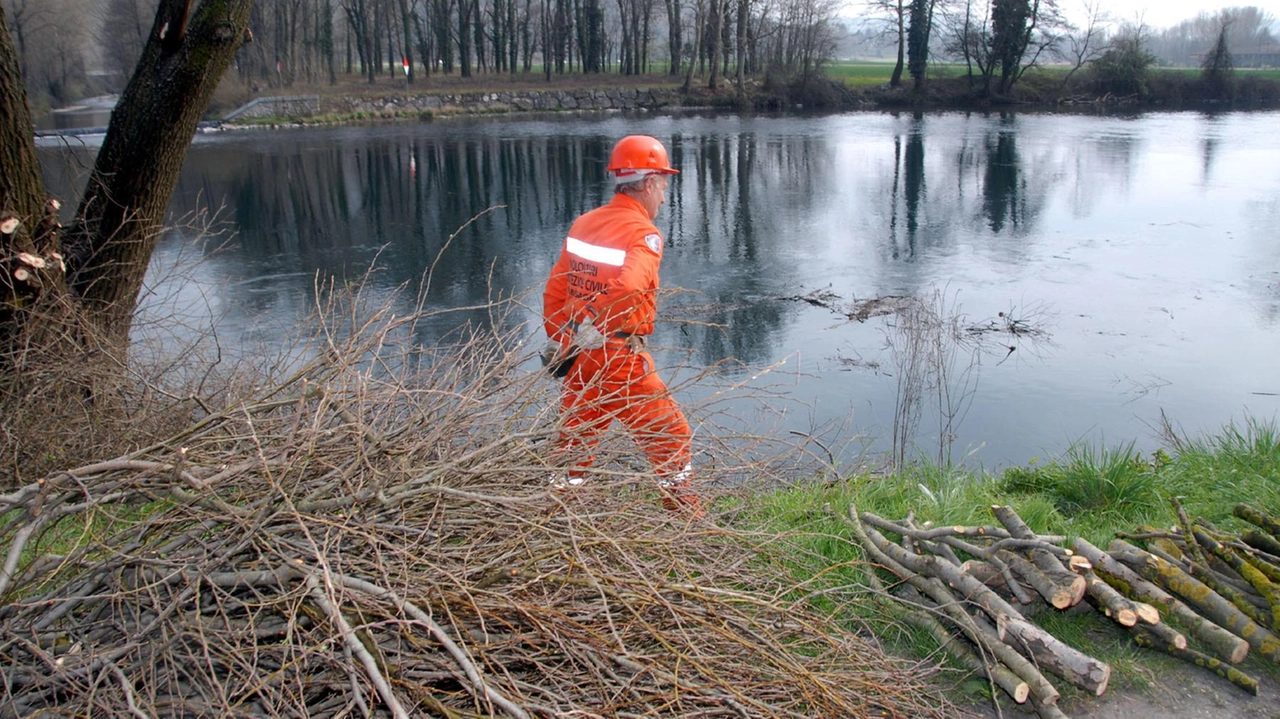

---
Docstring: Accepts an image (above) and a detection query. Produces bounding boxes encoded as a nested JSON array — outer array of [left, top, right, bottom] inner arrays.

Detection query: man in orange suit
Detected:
[[541, 135, 702, 517]]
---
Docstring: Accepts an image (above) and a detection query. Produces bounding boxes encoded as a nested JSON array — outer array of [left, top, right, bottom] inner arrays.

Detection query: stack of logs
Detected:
[[847, 502, 1280, 719]]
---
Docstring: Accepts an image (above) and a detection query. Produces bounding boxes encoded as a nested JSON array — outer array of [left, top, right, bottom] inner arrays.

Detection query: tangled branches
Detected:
[[0, 292, 951, 718]]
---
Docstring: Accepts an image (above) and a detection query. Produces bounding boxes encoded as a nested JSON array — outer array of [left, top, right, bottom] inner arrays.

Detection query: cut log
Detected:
[[996, 550, 1077, 610], [1133, 601, 1161, 625], [997, 612, 1112, 696], [961, 558, 1039, 608], [1130, 614, 1187, 650], [887, 583, 1031, 705], [1110, 539, 1280, 663], [1068, 555, 1092, 573], [1131, 627, 1259, 696], [1072, 537, 1249, 664], [847, 509, 1061, 707], [1080, 568, 1138, 627], [991, 505, 1086, 607]]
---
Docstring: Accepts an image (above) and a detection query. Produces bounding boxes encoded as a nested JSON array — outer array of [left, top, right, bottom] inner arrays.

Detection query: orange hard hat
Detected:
[[607, 135, 679, 179]]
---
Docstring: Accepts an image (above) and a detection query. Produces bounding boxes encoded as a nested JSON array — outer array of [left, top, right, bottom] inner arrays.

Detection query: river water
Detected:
[[39, 109, 1280, 470]]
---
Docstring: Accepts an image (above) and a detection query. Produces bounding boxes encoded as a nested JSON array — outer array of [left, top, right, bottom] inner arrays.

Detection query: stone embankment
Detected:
[[271, 86, 684, 122]]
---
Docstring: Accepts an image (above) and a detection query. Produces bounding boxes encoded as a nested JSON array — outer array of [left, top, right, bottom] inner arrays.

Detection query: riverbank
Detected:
[[3, 271, 1278, 715]]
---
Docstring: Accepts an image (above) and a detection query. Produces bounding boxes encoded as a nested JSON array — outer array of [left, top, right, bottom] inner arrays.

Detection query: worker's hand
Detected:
[[570, 318, 607, 352], [541, 337, 577, 378], [539, 338, 563, 367]]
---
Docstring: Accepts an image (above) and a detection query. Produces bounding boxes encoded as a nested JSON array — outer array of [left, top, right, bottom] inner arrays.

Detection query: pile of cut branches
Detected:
[[848, 501, 1280, 718], [0, 299, 951, 718]]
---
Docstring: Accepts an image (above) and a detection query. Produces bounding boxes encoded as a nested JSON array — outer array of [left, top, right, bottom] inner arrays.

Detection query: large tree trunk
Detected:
[[67, 0, 254, 347], [2, 0, 253, 367]]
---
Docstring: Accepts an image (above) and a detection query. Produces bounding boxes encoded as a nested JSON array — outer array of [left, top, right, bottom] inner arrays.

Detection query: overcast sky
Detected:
[[844, 1, 1275, 31], [1081, 0, 1272, 29]]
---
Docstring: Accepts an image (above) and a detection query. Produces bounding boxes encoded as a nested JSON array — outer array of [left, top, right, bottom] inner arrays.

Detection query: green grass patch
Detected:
[[727, 416, 1280, 695]]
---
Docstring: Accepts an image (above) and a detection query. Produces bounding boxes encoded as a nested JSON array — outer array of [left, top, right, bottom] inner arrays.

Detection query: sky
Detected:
[[843, 1, 1277, 31], [1079, 0, 1274, 29]]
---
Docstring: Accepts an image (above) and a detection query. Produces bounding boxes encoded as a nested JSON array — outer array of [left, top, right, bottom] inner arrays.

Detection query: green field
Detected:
[[824, 59, 1280, 87]]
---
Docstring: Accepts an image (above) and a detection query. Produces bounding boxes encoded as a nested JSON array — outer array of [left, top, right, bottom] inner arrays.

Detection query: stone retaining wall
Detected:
[[323, 86, 684, 118]]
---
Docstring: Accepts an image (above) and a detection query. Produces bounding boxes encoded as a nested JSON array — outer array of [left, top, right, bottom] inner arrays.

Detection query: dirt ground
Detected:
[[959, 661, 1278, 719]]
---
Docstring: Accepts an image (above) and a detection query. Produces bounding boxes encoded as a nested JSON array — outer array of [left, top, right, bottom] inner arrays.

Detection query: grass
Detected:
[[729, 415, 1280, 699]]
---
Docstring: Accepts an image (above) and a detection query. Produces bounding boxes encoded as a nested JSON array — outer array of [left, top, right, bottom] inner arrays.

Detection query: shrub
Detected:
[[1090, 29, 1156, 97]]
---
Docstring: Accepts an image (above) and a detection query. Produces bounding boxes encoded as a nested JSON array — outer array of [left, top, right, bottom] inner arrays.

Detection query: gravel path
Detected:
[[960, 661, 1277, 718]]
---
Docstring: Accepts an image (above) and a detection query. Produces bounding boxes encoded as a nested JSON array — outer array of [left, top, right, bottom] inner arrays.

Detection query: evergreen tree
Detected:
[[1200, 25, 1234, 101]]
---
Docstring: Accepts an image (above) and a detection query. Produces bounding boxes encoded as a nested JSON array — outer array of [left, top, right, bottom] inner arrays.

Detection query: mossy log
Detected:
[[1145, 542, 1274, 629], [1131, 627, 1259, 696], [1192, 529, 1280, 628], [1241, 530, 1280, 560], [1163, 544, 1268, 608], [1072, 537, 1249, 664], [1110, 539, 1280, 663], [1235, 504, 1280, 538], [1128, 612, 1187, 650]]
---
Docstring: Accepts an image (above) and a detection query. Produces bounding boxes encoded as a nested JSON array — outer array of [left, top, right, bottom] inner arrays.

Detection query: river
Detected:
[[38, 109, 1280, 470]]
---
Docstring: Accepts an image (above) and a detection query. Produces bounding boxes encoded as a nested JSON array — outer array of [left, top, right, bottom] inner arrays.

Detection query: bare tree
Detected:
[[1058, 0, 1107, 89], [1, 0, 254, 365], [938, 0, 994, 86], [863, 0, 907, 86]]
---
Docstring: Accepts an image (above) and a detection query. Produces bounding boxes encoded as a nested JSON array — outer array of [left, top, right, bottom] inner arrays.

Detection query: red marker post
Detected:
[[402, 57, 410, 86]]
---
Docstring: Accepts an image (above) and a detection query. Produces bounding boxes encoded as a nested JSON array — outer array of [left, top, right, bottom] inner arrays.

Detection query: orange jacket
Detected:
[[543, 193, 665, 341]]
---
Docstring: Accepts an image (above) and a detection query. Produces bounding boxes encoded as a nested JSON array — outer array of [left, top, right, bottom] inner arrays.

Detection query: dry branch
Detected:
[[0, 299, 951, 719]]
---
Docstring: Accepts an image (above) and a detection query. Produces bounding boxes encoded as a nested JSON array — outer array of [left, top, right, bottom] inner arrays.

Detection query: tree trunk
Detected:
[[707, 0, 724, 89], [63, 0, 252, 349], [889, 0, 904, 87]]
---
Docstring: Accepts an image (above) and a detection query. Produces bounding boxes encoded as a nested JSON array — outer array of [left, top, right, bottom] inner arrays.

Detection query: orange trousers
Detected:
[[556, 341, 699, 511]]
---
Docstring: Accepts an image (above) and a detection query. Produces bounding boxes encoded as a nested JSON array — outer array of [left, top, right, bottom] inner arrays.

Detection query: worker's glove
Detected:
[[569, 318, 607, 352], [540, 338, 576, 378]]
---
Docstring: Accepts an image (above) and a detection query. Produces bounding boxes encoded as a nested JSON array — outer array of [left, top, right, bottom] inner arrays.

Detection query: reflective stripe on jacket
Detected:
[[542, 193, 664, 340]]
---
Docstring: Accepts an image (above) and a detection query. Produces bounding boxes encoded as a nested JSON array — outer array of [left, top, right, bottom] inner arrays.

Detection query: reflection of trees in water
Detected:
[[170, 129, 822, 362], [981, 128, 1022, 233], [868, 113, 1065, 283], [658, 131, 830, 366], [886, 113, 929, 261]]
